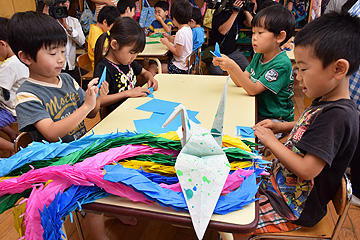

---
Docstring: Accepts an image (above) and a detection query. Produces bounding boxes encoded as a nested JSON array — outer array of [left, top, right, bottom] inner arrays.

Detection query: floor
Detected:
[[1, 84, 360, 240]]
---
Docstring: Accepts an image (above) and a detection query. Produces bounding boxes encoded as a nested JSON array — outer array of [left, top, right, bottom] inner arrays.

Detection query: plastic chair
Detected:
[[76, 53, 93, 88], [14, 132, 33, 153], [249, 174, 352, 240]]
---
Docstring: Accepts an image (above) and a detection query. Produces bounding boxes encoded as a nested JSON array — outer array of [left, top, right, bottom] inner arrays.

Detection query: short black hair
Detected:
[[117, 0, 136, 14], [0, 17, 9, 42], [191, 7, 202, 25], [295, 12, 360, 76], [170, 0, 193, 24], [252, 5, 295, 46], [8, 11, 67, 62], [98, 6, 120, 25], [155, 1, 169, 12]]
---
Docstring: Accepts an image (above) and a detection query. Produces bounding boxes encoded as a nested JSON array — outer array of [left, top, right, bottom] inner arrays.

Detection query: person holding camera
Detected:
[[38, 0, 86, 85], [206, 0, 253, 75]]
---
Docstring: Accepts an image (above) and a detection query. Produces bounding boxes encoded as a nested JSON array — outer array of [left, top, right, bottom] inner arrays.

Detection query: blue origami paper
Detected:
[[96, 66, 107, 97], [147, 87, 154, 98], [236, 126, 255, 138], [0, 131, 137, 176], [135, 99, 180, 114], [210, 42, 222, 57]]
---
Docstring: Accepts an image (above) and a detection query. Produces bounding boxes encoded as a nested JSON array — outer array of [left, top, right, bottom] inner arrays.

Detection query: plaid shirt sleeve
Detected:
[[349, 67, 360, 115]]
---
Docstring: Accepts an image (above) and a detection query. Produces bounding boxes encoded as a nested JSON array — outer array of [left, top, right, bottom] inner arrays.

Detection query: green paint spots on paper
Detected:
[[208, 193, 210, 196], [185, 189, 193, 200], [188, 178, 192, 182], [226, 163, 231, 168], [202, 176, 210, 184], [177, 170, 183, 176]]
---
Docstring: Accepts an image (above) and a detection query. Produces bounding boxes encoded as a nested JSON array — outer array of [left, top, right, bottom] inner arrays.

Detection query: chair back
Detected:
[[186, 47, 203, 74], [76, 53, 93, 88], [332, 174, 352, 239], [14, 132, 33, 153]]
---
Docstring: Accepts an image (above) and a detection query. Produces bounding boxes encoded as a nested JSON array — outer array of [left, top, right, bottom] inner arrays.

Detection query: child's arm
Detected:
[[160, 37, 183, 57], [139, 68, 158, 90], [156, 16, 172, 33], [213, 55, 266, 95], [163, 33, 175, 43], [90, 0, 117, 6], [254, 125, 326, 180], [100, 87, 151, 107], [33, 79, 101, 142], [253, 119, 296, 134]]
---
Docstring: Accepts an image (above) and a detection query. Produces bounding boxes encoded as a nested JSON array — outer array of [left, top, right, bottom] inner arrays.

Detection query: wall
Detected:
[[0, 0, 36, 18]]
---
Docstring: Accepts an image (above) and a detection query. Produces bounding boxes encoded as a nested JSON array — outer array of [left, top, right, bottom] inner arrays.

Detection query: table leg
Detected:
[[219, 231, 234, 240]]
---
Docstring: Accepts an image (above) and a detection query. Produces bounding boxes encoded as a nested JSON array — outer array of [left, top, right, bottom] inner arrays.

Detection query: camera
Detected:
[[43, 0, 68, 19], [207, 0, 255, 15], [227, 0, 255, 12]]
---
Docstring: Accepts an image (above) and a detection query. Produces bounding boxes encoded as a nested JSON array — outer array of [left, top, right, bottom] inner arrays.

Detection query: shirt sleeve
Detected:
[[69, 17, 86, 46], [175, 30, 186, 46], [149, 22, 155, 33], [166, 19, 174, 29], [296, 106, 351, 166], [0, 65, 16, 91], [15, 92, 51, 132]]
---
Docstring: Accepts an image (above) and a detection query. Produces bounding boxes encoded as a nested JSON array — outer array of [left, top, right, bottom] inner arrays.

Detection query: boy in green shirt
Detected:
[[213, 5, 295, 122]]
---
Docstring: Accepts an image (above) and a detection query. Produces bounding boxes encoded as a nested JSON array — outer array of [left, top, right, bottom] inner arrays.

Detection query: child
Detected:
[[94, 17, 158, 115], [88, 6, 120, 70], [117, 0, 136, 18], [244, 12, 360, 237], [148, 0, 174, 36], [0, 17, 29, 154], [8, 11, 108, 143], [214, 5, 295, 123], [160, 0, 193, 74], [189, 7, 204, 52]]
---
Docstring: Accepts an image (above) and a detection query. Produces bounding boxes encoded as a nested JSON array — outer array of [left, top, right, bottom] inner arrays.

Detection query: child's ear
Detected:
[[103, 19, 108, 28], [125, 6, 130, 13], [0, 40, 6, 47], [17, 50, 32, 66], [277, 30, 287, 44], [333, 59, 350, 80], [110, 39, 119, 50], [165, 10, 169, 15]]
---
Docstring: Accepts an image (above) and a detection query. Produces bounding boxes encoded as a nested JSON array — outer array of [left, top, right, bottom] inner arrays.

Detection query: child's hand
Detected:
[[163, 32, 170, 39], [127, 87, 151, 98], [84, 78, 99, 110], [155, 15, 163, 23], [253, 119, 281, 133], [212, 54, 238, 72], [160, 37, 170, 46], [147, 77, 158, 91], [253, 125, 278, 148], [98, 80, 109, 98]]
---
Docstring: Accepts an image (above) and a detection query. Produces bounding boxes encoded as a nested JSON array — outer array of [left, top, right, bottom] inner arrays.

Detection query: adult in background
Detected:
[[37, 0, 86, 85], [206, 0, 253, 75]]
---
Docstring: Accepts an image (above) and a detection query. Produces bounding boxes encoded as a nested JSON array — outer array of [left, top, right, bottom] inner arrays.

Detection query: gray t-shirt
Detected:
[[15, 73, 86, 143]]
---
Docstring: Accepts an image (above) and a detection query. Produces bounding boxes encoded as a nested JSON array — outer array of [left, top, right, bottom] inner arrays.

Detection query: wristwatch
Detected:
[[67, 26, 73, 34]]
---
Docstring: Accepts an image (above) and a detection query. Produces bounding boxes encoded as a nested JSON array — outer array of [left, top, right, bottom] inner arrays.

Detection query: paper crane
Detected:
[[162, 78, 231, 240]]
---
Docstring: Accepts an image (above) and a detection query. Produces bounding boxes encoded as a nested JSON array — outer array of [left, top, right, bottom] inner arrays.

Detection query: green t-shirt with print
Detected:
[[246, 51, 294, 121]]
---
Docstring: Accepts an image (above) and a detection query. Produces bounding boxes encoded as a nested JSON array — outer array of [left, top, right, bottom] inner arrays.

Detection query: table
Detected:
[[136, 37, 169, 73], [84, 74, 258, 239]]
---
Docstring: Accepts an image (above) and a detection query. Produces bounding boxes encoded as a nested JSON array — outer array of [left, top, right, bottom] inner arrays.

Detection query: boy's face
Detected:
[[155, 7, 168, 21], [24, 45, 65, 82], [252, 26, 278, 54], [123, 7, 135, 18], [294, 46, 337, 100]]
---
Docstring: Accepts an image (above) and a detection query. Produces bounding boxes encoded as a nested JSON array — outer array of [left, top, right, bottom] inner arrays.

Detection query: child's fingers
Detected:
[[88, 78, 99, 88]]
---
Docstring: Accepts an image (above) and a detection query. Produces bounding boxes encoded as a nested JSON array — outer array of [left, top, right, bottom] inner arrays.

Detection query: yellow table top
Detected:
[[87, 74, 257, 232], [138, 37, 169, 57], [91, 74, 255, 136]]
